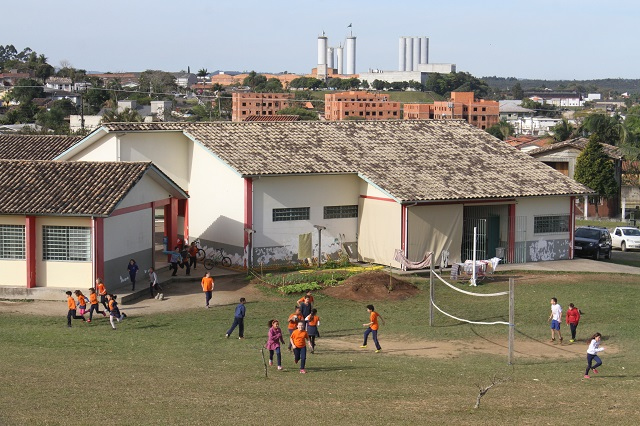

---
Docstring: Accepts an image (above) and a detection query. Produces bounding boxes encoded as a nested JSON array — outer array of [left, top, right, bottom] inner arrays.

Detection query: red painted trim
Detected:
[[569, 196, 575, 259], [152, 198, 172, 208], [244, 178, 253, 268], [360, 195, 396, 202], [164, 199, 179, 260], [508, 204, 516, 263], [110, 202, 153, 217], [401, 204, 407, 251], [25, 216, 36, 288], [183, 198, 189, 243], [94, 217, 104, 281]]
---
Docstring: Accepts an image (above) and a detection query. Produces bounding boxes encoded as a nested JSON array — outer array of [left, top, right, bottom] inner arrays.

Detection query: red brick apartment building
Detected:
[[325, 91, 401, 121], [404, 92, 499, 130], [231, 92, 294, 122]]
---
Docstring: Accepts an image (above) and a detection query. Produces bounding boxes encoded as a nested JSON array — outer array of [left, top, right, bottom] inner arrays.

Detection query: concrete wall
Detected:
[[517, 196, 572, 261], [252, 174, 360, 265], [70, 133, 118, 161], [358, 71, 427, 85], [0, 215, 27, 286]]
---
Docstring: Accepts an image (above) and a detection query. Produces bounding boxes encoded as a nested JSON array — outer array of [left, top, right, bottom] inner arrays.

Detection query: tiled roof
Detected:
[[0, 160, 152, 216], [243, 115, 300, 122], [0, 135, 83, 160], [527, 138, 623, 159], [99, 121, 592, 202]]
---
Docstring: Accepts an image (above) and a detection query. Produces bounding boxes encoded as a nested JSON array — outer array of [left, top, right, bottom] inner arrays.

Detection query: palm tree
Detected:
[[197, 68, 208, 78], [580, 113, 628, 146], [552, 118, 574, 142], [101, 107, 143, 123]]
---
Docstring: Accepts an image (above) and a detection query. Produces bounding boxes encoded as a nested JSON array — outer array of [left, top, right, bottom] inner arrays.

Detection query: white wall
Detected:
[[115, 173, 174, 210], [253, 174, 360, 264], [70, 133, 118, 161], [516, 196, 572, 261], [104, 209, 152, 262]]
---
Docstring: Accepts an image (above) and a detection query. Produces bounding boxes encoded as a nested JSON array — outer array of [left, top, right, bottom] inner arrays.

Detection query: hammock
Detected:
[[393, 249, 433, 270]]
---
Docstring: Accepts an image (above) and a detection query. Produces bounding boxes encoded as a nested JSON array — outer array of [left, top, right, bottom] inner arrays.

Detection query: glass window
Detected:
[[43, 226, 91, 261], [534, 215, 570, 234], [324, 205, 358, 219], [0, 224, 25, 259], [272, 207, 310, 222]]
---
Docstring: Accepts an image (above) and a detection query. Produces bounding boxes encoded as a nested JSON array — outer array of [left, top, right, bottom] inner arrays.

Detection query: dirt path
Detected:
[[0, 276, 261, 316]]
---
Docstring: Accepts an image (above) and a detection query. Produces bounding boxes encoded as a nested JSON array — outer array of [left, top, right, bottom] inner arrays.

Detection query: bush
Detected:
[[279, 282, 322, 294]]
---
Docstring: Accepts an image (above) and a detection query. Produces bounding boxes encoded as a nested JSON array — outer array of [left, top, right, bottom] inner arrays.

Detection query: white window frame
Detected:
[[43, 225, 92, 261], [0, 224, 26, 260]]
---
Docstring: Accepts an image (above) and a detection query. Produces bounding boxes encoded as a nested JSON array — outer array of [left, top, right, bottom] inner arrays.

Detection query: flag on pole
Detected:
[[347, 23, 352, 28]]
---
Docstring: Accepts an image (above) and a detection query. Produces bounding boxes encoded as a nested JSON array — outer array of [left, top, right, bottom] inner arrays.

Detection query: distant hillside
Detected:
[[482, 77, 640, 94]]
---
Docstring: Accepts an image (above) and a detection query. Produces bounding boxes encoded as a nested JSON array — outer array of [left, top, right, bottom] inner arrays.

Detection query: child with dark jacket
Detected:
[[225, 298, 246, 339]]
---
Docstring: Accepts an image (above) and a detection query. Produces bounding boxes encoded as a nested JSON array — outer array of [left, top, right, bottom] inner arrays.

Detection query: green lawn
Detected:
[[1, 272, 639, 425]]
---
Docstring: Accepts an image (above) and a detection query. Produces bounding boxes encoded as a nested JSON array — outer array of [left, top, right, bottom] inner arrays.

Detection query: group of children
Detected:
[[548, 297, 606, 379], [65, 278, 127, 330]]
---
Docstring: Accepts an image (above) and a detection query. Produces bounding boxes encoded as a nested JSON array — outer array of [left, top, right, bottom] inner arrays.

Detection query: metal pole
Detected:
[[314, 225, 326, 266], [508, 278, 515, 365], [429, 265, 434, 326], [471, 226, 477, 286]]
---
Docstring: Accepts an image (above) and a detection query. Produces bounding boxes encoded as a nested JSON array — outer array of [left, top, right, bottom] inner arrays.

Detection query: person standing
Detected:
[[299, 296, 312, 326], [87, 288, 106, 321], [201, 272, 214, 308], [266, 319, 285, 370], [225, 298, 246, 339], [127, 259, 139, 291], [149, 267, 163, 299], [361, 304, 384, 352], [306, 308, 320, 352], [566, 303, 581, 343], [96, 278, 109, 313], [65, 291, 86, 327], [188, 242, 199, 270], [290, 320, 312, 374], [548, 297, 563, 343], [584, 332, 605, 379]]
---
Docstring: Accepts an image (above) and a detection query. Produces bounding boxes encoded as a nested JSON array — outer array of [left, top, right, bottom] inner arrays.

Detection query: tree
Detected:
[[276, 107, 318, 120], [552, 118, 574, 142], [243, 71, 267, 90], [197, 68, 208, 78], [138, 70, 177, 96], [579, 113, 627, 146], [511, 82, 524, 100], [36, 99, 76, 133], [574, 136, 618, 217], [486, 120, 515, 141], [361, 80, 370, 90], [372, 79, 386, 91], [84, 88, 111, 114], [101, 108, 143, 123], [8, 78, 44, 103]]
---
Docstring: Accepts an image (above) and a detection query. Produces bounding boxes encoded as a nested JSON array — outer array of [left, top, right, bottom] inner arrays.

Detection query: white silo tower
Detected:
[[327, 47, 335, 70], [346, 36, 356, 75], [399, 37, 406, 71], [317, 35, 328, 66], [412, 37, 421, 70], [404, 36, 413, 71], [336, 45, 344, 75], [421, 37, 429, 64]]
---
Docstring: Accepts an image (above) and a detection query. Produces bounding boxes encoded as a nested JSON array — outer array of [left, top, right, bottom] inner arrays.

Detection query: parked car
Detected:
[[611, 226, 640, 251], [574, 226, 612, 260]]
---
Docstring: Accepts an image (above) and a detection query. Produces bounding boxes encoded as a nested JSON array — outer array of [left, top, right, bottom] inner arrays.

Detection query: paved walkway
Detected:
[[499, 258, 640, 275]]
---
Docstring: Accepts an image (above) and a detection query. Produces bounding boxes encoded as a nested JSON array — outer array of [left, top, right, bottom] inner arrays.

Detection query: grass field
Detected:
[[1, 271, 639, 425]]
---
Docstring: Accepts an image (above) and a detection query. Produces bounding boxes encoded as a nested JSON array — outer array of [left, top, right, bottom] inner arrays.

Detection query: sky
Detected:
[[3, 0, 639, 80]]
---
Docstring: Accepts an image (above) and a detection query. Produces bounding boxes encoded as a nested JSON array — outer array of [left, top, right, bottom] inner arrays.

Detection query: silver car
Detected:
[[612, 226, 640, 251]]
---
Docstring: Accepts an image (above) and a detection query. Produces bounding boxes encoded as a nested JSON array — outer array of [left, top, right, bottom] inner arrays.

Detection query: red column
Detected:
[[25, 216, 36, 288], [569, 196, 575, 260], [165, 198, 178, 260], [508, 204, 516, 263], [244, 178, 253, 268], [93, 217, 104, 281], [182, 198, 189, 244]]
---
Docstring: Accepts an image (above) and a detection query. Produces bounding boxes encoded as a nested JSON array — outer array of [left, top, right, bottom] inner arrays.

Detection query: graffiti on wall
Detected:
[[527, 238, 570, 262]]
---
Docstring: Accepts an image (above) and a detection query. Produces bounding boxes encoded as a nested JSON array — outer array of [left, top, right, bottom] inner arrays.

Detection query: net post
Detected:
[[429, 263, 434, 326], [508, 278, 515, 365]]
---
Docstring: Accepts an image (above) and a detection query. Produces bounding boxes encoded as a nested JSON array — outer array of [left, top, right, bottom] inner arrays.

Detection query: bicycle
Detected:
[[191, 239, 207, 262], [204, 248, 232, 269]]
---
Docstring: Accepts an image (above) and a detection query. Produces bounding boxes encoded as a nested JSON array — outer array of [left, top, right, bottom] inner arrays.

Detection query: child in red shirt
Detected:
[[566, 303, 581, 343], [290, 321, 312, 373]]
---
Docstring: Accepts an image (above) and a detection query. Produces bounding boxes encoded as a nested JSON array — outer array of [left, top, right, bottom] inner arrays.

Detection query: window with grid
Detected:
[[324, 205, 358, 219], [272, 207, 310, 222], [43, 226, 91, 261], [534, 215, 570, 234], [0, 225, 25, 259]]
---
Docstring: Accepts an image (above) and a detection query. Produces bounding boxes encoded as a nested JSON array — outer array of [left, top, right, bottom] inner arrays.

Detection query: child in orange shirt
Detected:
[[201, 272, 214, 308], [96, 278, 109, 312], [65, 291, 86, 327], [74, 290, 88, 319], [87, 288, 106, 321], [361, 304, 384, 352], [306, 308, 320, 352], [287, 306, 304, 350], [107, 294, 126, 330], [290, 321, 312, 373]]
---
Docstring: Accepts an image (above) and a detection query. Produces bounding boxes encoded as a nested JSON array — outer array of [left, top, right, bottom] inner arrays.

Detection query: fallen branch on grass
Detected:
[[474, 374, 510, 409]]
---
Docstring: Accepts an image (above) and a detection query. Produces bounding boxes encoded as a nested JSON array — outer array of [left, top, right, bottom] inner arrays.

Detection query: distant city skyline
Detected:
[[4, 0, 639, 80]]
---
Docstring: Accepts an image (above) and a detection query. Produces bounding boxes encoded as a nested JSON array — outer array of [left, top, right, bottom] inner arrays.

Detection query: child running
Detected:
[[566, 303, 581, 343], [287, 306, 304, 350], [290, 321, 312, 374], [266, 319, 285, 370], [361, 304, 384, 352], [87, 288, 106, 321], [225, 298, 246, 339], [65, 291, 86, 327], [584, 332, 605, 379], [74, 290, 88, 320], [96, 278, 109, 313], [107, 294, 126, 330], [306, 308, 320, 352]]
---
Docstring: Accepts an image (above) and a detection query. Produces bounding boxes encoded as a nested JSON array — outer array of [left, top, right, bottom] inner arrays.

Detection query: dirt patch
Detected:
[[322, 335, 618, 360], [322, 271, 419, 301]]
